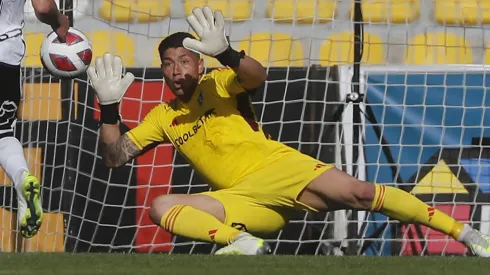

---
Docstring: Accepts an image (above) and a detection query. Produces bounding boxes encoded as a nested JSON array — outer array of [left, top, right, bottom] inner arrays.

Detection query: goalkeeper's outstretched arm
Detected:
[[87, 52, 136, 167], [182, 6, 267, 90]]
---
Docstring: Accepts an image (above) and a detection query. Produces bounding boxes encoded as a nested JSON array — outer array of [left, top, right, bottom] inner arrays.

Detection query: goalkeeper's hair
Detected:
[[158, 32, 200, 59]]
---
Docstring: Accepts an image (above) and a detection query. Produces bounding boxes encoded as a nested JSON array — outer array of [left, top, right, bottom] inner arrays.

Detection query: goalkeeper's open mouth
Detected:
[[172, 81, 184, 93], [171, 77, 195, 94]]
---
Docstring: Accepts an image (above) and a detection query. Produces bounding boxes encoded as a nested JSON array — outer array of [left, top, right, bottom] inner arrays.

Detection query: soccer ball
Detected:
[[40, 27, 93, 79]]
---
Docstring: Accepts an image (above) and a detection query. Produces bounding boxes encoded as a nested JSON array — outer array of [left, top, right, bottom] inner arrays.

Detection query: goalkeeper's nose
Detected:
[[172, 64, 183, 76]]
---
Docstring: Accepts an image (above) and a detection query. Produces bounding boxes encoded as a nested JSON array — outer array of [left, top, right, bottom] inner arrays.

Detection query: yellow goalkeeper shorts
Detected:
[[199, 151, 333, 236]]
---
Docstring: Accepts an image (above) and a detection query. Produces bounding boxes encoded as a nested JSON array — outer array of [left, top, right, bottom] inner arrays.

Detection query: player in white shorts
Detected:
[[0, 0, 68, 238]]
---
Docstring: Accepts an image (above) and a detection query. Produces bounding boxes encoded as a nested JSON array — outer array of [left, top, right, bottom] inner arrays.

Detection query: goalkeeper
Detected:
[[88, 6, 490, 256]]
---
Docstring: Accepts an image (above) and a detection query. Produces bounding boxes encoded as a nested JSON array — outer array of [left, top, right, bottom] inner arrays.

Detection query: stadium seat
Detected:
[[266, 0, 336, 24], [22, 32, 44, 67], [237, 32, 305, 67], [19, 83, 63, 121], [405, 32, 473, 64], [482, 42, 490, 65], [184, 0, 251, 21], [319, 32, 386, 66], [349, 0, 420, 23], [0, 147, 41, 186], [434, 0, 490, 25], [23, 212, 65, 252], [99, 0, 170, 23], [0, 209, 15, 252], [152, 41, 162, 67], [87, 31, 135, 66]]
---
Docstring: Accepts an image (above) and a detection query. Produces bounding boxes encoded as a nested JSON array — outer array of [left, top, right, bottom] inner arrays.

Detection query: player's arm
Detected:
[[229, 55, 267, 91], [183, 6, 267, 90], [99, 125, 140, 168], [31, 0, 69, 41], [87, 53, 137, 167]]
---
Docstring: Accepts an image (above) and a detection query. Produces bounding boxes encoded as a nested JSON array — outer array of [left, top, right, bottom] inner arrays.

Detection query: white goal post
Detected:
[[338, 64, 490, 256]]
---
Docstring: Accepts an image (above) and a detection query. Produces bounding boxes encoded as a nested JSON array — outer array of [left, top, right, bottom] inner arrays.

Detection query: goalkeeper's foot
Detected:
[[214, 232, 271, 255], [17, 172, 43, 238], [463, 228, 490, 257]]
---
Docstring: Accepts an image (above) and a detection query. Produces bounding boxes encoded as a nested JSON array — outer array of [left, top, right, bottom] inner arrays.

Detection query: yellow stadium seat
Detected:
[[0, 147, 42, 186], [483, 43, 490, 64], [349, 0, 420, 23], [434, 0, 490, 25], [184, 0, 250, 21], [237, 32, 305, 67], [319, 32, 386, 66], [266, 0, 336, 24], [405, 32, 473, 64], [0, 209, 16, 252], [19, 83, 66, 120], [99, 0, 170, 23], [22, 212, 65, 252], [23, 32, 44, 67], [88, 31, 135, 66], [152, 42, 162, 67], [200, 55, 223, 68]]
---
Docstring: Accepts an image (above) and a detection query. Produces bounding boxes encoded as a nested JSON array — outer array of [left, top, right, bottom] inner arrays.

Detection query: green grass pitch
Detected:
[[1, 254, 489, 275]]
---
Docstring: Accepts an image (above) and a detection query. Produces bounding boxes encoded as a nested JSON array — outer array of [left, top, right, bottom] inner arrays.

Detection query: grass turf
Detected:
[[0, 254, 488, 275]]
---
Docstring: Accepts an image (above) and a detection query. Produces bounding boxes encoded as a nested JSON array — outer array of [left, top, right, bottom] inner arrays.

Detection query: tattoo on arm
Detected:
[[100, 134, 140, 167]]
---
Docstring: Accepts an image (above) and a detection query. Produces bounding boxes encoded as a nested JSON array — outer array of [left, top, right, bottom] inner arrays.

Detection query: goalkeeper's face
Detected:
[[161, 47, 204, 100]]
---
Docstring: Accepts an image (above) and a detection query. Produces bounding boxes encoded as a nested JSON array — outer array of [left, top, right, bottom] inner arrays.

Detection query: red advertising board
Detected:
[[94, 81, 176, 252], [401, 204, 470, 255]]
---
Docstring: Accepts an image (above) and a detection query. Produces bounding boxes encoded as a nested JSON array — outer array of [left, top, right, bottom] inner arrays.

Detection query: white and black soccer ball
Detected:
[[40, 27, 93, 79]]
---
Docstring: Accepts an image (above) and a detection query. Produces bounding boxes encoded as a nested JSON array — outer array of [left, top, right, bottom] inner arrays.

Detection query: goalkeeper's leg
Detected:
[[0, 63, 42, 239], [149, 192, 287, 255], [301, 167, 490, 257]]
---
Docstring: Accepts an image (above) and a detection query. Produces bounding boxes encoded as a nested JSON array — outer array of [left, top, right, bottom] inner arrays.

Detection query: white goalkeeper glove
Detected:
[[183, 6, 245, 68], [87, 52, 135, 106]]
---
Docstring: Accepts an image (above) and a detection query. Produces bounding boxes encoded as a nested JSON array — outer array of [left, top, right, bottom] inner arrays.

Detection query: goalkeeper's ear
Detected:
[[198, 58, 205, 75]]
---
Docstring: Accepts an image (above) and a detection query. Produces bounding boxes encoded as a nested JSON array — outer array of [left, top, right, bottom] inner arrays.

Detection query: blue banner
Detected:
[[362, 71, 490, 255]]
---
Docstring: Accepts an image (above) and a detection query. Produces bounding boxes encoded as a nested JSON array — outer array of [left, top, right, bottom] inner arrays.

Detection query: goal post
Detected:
[[345, 64, 490, 256]]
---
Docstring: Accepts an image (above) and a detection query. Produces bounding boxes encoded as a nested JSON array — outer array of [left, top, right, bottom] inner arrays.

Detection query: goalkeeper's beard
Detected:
[[170, 79, 198, 102]]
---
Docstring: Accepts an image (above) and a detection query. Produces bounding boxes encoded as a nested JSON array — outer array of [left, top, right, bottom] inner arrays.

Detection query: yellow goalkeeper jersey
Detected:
[[127, 68, 295, 190]]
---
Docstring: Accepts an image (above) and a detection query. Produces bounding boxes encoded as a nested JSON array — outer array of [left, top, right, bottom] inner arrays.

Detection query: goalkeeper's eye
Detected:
[[162, 61, 173, 68]]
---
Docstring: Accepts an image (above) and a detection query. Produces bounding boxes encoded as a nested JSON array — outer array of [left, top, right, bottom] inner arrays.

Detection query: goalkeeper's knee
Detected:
[[149, 194, 226, 226], [149, 195, 173, 225]]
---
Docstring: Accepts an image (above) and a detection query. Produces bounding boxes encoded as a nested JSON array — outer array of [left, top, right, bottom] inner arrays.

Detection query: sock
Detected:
[[160, 205, 242, 245], [371, 184, 468, 241], [0, 137, 29, 188]]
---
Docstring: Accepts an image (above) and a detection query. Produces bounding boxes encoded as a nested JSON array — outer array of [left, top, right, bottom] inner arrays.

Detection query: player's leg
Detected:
[[202, 191, 290, 255], [0, 63, 42, 238], [149, 193, 240, 245], [149, 191, 288, 255], [300, 166, 490, 256]]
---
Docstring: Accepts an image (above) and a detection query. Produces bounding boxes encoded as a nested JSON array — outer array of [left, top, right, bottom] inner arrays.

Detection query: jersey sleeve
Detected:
[[211, 68, 246, 96], [126, 104, 167, 150]]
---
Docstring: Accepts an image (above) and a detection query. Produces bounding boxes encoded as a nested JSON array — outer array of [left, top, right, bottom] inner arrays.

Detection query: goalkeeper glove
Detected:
[[183, 6, 245, 68], [87, 52, 135, 124]]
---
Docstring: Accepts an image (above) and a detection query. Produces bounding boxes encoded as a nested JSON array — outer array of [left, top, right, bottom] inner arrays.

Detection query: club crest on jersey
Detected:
[[170, 118, 179, 127], [197, 92, 204, 105]]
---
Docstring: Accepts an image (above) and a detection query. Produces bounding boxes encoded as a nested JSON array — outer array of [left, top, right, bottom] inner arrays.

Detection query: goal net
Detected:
[[1, 0, 488, 256]]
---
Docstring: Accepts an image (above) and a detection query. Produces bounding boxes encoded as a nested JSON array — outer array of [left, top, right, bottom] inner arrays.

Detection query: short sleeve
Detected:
[[211, 68, 245, 96], [126, 105, 167, 150]]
